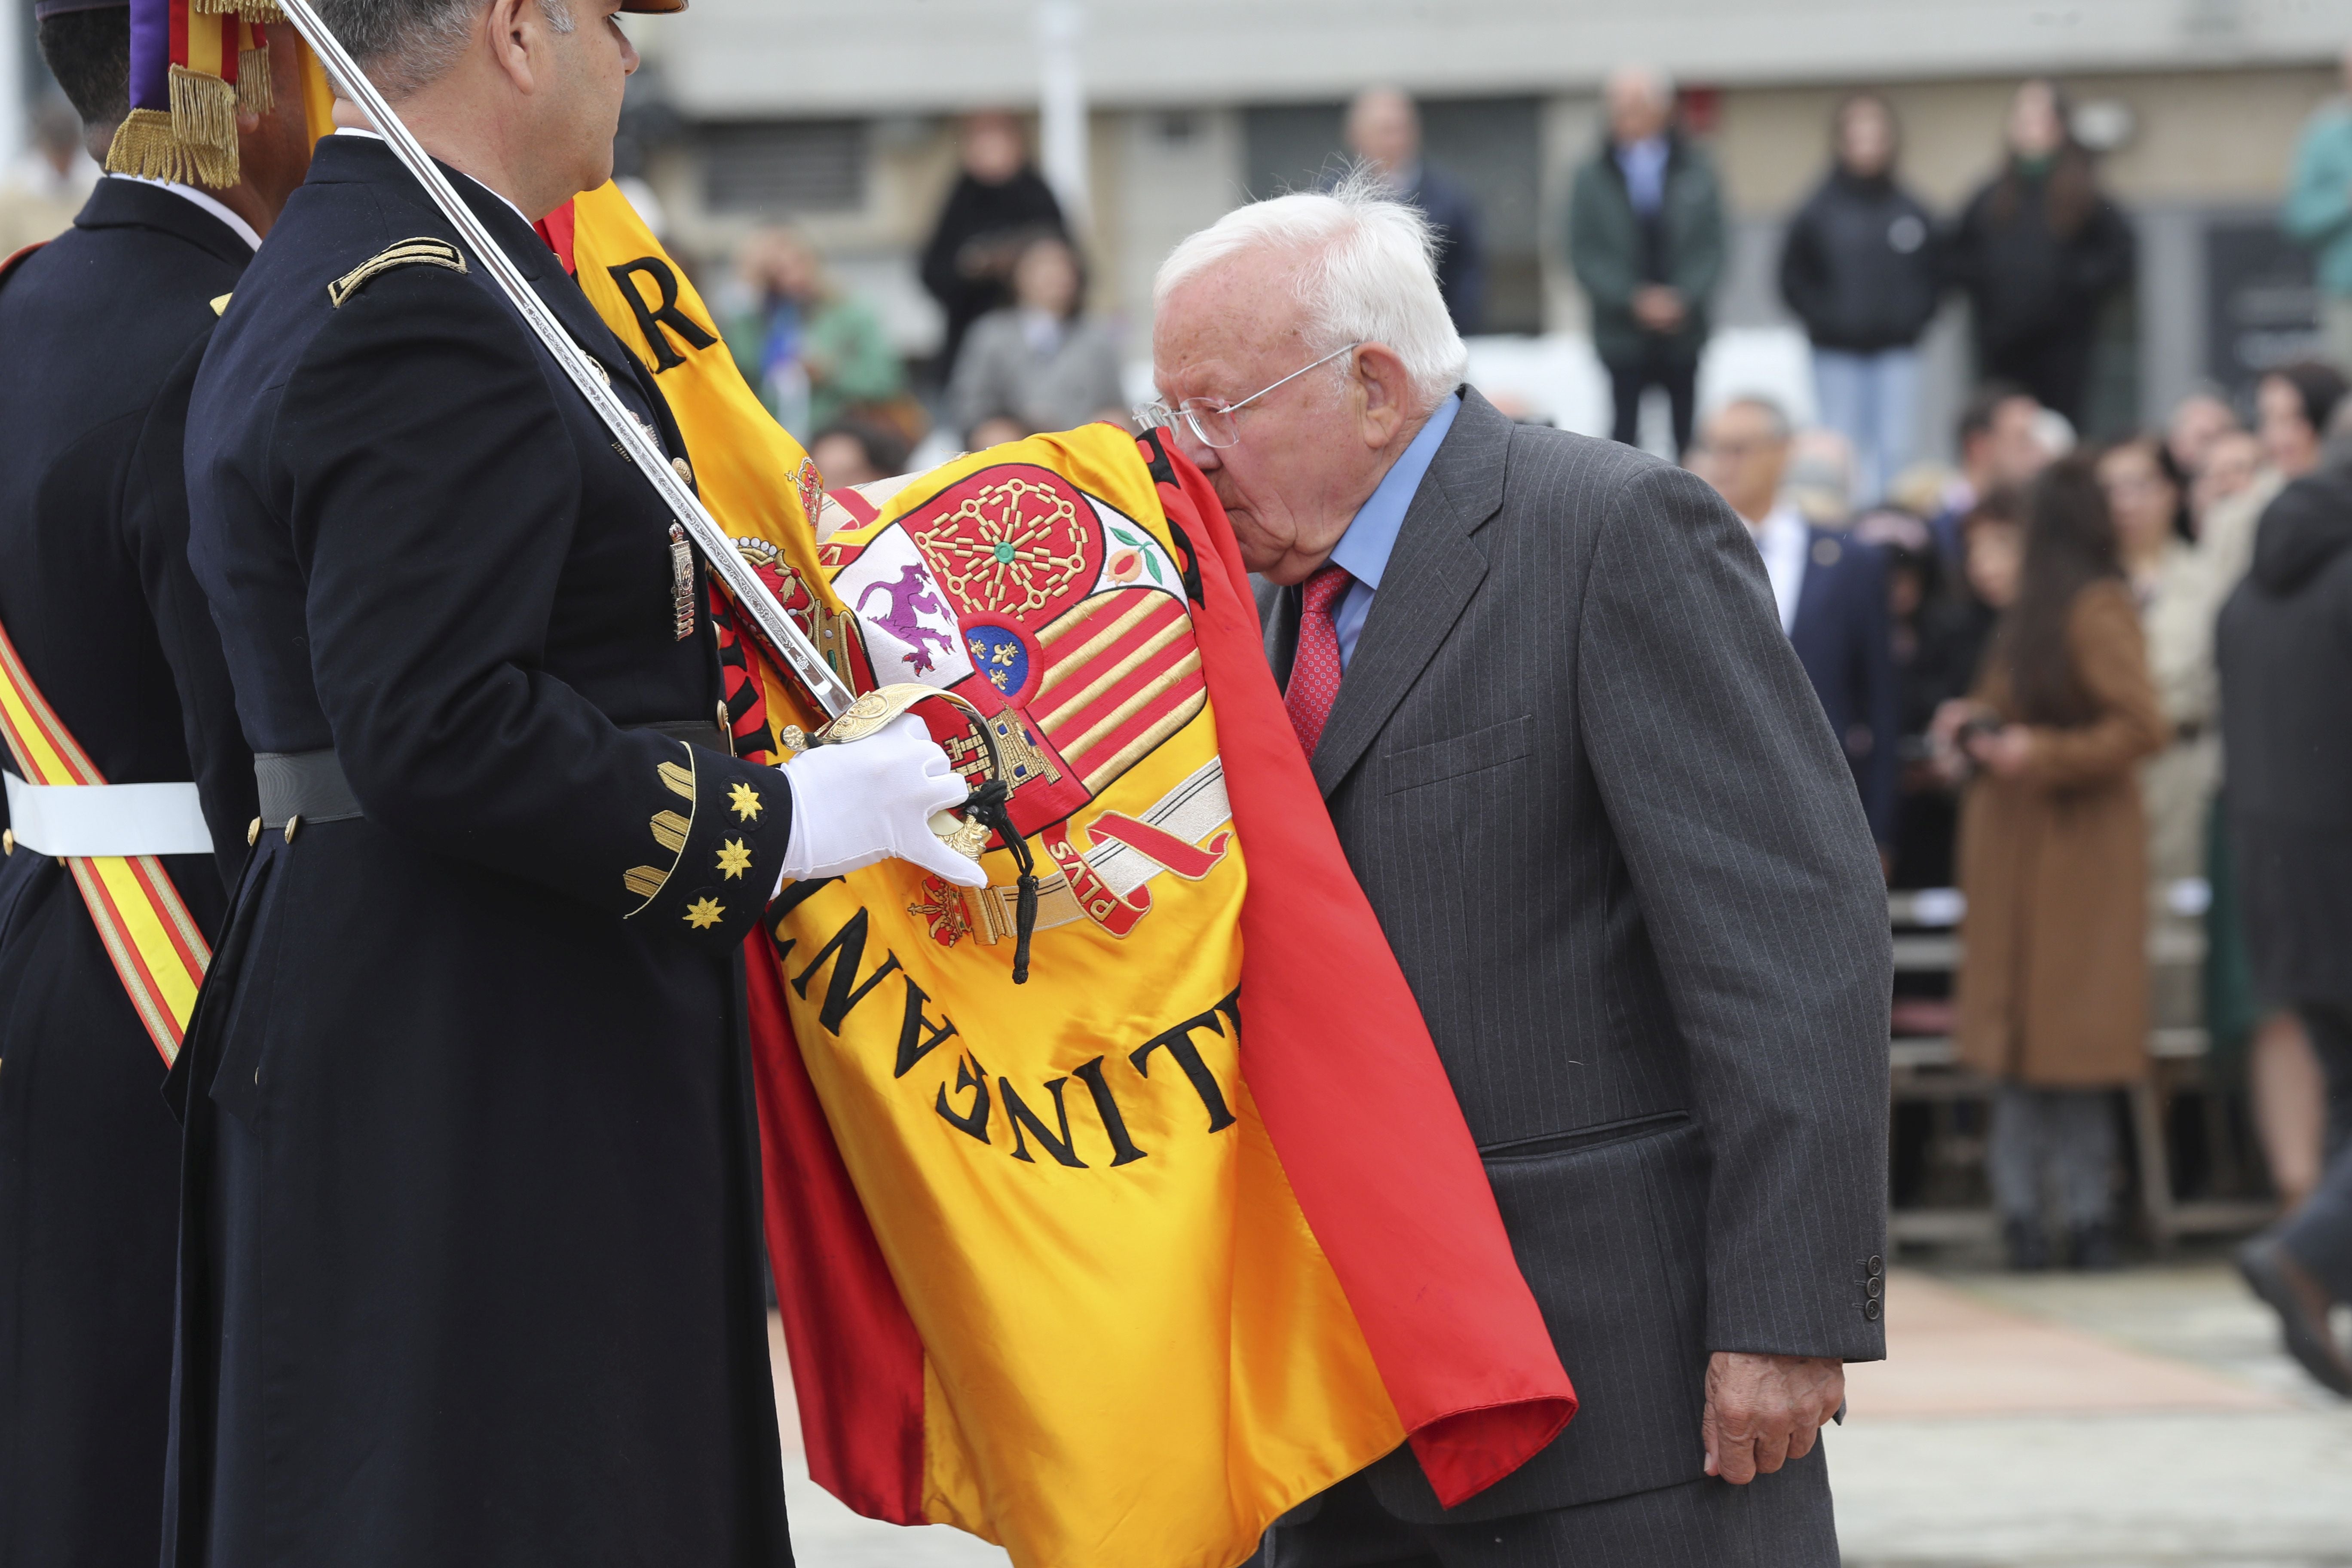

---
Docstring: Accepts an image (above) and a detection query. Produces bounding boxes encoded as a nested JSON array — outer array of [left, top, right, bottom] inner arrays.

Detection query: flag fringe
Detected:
[[237, 47, 272, 114], [103, 109, 195, 183], [190, 0, 285, 20], [166, 64, 242, 188]]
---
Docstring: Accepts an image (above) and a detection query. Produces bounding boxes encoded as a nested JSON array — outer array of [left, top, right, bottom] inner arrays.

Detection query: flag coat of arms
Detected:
[[563, 186, 1575, 1568]]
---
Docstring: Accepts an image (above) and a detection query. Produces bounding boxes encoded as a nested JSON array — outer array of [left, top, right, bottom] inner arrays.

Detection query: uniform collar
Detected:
[[1328, 390, 1462, 593], [74, 174, 258, 265], [307, 132, 567, 296], [331, 127, 533, 231], [110, 175, 263, 251]]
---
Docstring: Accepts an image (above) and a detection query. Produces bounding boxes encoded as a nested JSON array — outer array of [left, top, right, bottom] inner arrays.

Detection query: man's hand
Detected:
[[1632, 284, 1687, 334], [1701, 1352, 1844, 1485]]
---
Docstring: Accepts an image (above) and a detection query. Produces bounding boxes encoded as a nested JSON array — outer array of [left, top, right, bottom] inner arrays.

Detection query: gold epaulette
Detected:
[[328, 238, 468, 309]]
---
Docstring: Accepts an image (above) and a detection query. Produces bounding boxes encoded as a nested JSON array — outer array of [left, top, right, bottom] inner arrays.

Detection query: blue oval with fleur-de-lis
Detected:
[[964, 625, 1031, 698]]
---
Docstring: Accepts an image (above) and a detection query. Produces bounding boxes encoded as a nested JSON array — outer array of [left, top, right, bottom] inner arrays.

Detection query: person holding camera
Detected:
[[1932, 455, 2168, 1270]]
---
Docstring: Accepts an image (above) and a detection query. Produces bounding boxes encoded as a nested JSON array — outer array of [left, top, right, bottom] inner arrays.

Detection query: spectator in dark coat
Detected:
[[1780, 92, 1946, 506], [1949, 80, 2136, 431], [919, 110, 1066, 386], [1342, 87, 1484, 332], [2223, 435, 2352, 1398], [1696, 397, 1902, 852], [1569, 64, 1726, 456]]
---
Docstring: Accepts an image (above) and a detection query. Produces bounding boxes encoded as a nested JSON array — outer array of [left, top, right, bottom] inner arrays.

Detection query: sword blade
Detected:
[[272, 0, 858, 719]]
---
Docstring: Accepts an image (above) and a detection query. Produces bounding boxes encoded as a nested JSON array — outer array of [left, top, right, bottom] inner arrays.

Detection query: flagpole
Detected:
[[271, 0, 857, 720]]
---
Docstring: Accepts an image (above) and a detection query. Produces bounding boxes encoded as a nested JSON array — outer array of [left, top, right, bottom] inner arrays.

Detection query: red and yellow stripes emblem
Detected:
[[0, 618, 209, 1065]]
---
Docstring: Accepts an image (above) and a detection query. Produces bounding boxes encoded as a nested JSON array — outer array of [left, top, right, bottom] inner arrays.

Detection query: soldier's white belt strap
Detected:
[[3, 769, 212, 858]]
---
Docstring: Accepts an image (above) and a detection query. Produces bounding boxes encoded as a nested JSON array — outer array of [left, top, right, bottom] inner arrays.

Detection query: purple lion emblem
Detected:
[[856, 565, 958, 676]]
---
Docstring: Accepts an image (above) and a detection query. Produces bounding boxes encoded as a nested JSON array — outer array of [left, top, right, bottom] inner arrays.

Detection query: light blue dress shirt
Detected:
[[1325, 391, 1461, 669], [1615, 136, 1670, 215]]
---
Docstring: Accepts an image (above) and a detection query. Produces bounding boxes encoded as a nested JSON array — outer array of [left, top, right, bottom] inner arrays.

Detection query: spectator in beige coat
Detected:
[[1938, 456, 2169, 1270], [2100, 435, 2217, 1035]]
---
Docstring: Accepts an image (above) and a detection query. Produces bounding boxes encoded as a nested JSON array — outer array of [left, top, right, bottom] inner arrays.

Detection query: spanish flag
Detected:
[[560, 187, 1576, 1568]]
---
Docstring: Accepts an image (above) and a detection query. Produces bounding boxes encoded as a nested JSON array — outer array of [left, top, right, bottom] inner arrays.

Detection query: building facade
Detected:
[[627, 0, 2340, 453]]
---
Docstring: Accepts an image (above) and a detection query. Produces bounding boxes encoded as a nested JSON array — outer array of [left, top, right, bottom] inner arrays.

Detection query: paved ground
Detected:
[[1838, 1258, 2352, 1567], [767, 1255, 2352, 1567]]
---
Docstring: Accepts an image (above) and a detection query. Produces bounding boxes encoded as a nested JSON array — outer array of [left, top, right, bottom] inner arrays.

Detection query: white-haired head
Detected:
[[1153, 166, 1467, 413], [1605, 64, 1676, 147]]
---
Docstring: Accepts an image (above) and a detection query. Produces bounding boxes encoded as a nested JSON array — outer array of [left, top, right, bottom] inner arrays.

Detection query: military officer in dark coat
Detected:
[[0, 9, 311, 1564], [168, 1, 980, 1562]]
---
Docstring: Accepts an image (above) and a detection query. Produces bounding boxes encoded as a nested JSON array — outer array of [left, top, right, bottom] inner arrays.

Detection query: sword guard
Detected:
[[797, 683, 1041, 982]]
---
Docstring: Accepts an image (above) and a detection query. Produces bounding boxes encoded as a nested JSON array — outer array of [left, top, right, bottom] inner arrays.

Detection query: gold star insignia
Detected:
[[684, 896, 726, 930], [728, 781, 763, 821], [715, 839, 753, 879]]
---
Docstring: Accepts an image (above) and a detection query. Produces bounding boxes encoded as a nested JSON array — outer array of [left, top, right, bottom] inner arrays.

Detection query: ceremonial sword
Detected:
[[274, 0, 858, 720], [273, 1, 1042, 972]]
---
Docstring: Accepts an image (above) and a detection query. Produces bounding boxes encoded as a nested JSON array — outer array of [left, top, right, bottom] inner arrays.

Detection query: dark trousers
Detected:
[[1605, 343, 1699, 457], [2281, 1003, 2352, 1302], [1243, 1451, 1838, 1568]]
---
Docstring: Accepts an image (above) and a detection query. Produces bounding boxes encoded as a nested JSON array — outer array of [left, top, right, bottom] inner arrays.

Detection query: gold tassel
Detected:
[[189, 0, 285, 20], [104, 108, 195, 182], [237, 47, 272, 114], [167, 63, 241, 187]]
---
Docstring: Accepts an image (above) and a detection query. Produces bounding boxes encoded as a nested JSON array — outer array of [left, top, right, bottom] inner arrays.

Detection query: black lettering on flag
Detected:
[[1071, 1056, 1148, 1167], [893, 974, 959, 1080], [1129, 1004, 1240, 1134], [999, 1076, 1087, 1167], [607, 255, 719, 372], [765, 877, 841, 956], [791, 908, 903, 1033], [936, 1052, 992, 1143]]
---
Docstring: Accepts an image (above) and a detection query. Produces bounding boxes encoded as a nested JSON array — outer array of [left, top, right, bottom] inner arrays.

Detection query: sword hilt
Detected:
[[779, 683, 1040, 981]]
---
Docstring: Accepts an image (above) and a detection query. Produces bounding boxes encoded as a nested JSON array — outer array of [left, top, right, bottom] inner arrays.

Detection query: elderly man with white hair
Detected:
[[1148, 175, 1890, 1565]]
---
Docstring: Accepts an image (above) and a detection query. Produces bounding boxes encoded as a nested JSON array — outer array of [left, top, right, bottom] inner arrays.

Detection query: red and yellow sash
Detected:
[[0, 618, 209, 1066]]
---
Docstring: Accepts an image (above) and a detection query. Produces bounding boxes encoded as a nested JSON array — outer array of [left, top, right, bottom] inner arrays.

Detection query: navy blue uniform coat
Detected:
[[0, 178, 258, 1568], [168, 137, 798, 1567]]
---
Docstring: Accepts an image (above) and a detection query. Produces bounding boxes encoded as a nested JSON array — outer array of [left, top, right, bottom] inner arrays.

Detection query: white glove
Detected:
[[775, 714, 988, 891]]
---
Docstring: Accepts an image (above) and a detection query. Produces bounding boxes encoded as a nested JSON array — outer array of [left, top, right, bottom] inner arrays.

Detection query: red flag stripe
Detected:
[[1066, 668, 1206, 788], [744, 928, 928, 1523]]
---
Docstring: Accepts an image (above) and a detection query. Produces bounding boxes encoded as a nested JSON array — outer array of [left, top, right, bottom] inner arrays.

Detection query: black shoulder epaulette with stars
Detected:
[[619, 738, 793, 948]]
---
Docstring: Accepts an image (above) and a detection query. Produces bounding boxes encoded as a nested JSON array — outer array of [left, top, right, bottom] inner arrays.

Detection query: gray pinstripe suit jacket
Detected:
[[1259, 388, 1891, 1524]]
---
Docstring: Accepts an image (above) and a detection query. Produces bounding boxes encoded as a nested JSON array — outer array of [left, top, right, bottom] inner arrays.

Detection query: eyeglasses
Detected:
[[1136, 342, 1365, 450]]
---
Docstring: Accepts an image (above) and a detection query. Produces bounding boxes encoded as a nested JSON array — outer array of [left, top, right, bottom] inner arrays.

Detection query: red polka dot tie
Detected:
[[1284, 563, 1353, 760]]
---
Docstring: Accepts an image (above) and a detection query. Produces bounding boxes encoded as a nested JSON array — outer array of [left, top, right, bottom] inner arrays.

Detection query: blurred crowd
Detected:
[[714, 109, 1128, 485], [11, 30, 2344, 1383], [1642, 51, 2352, 1397]]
